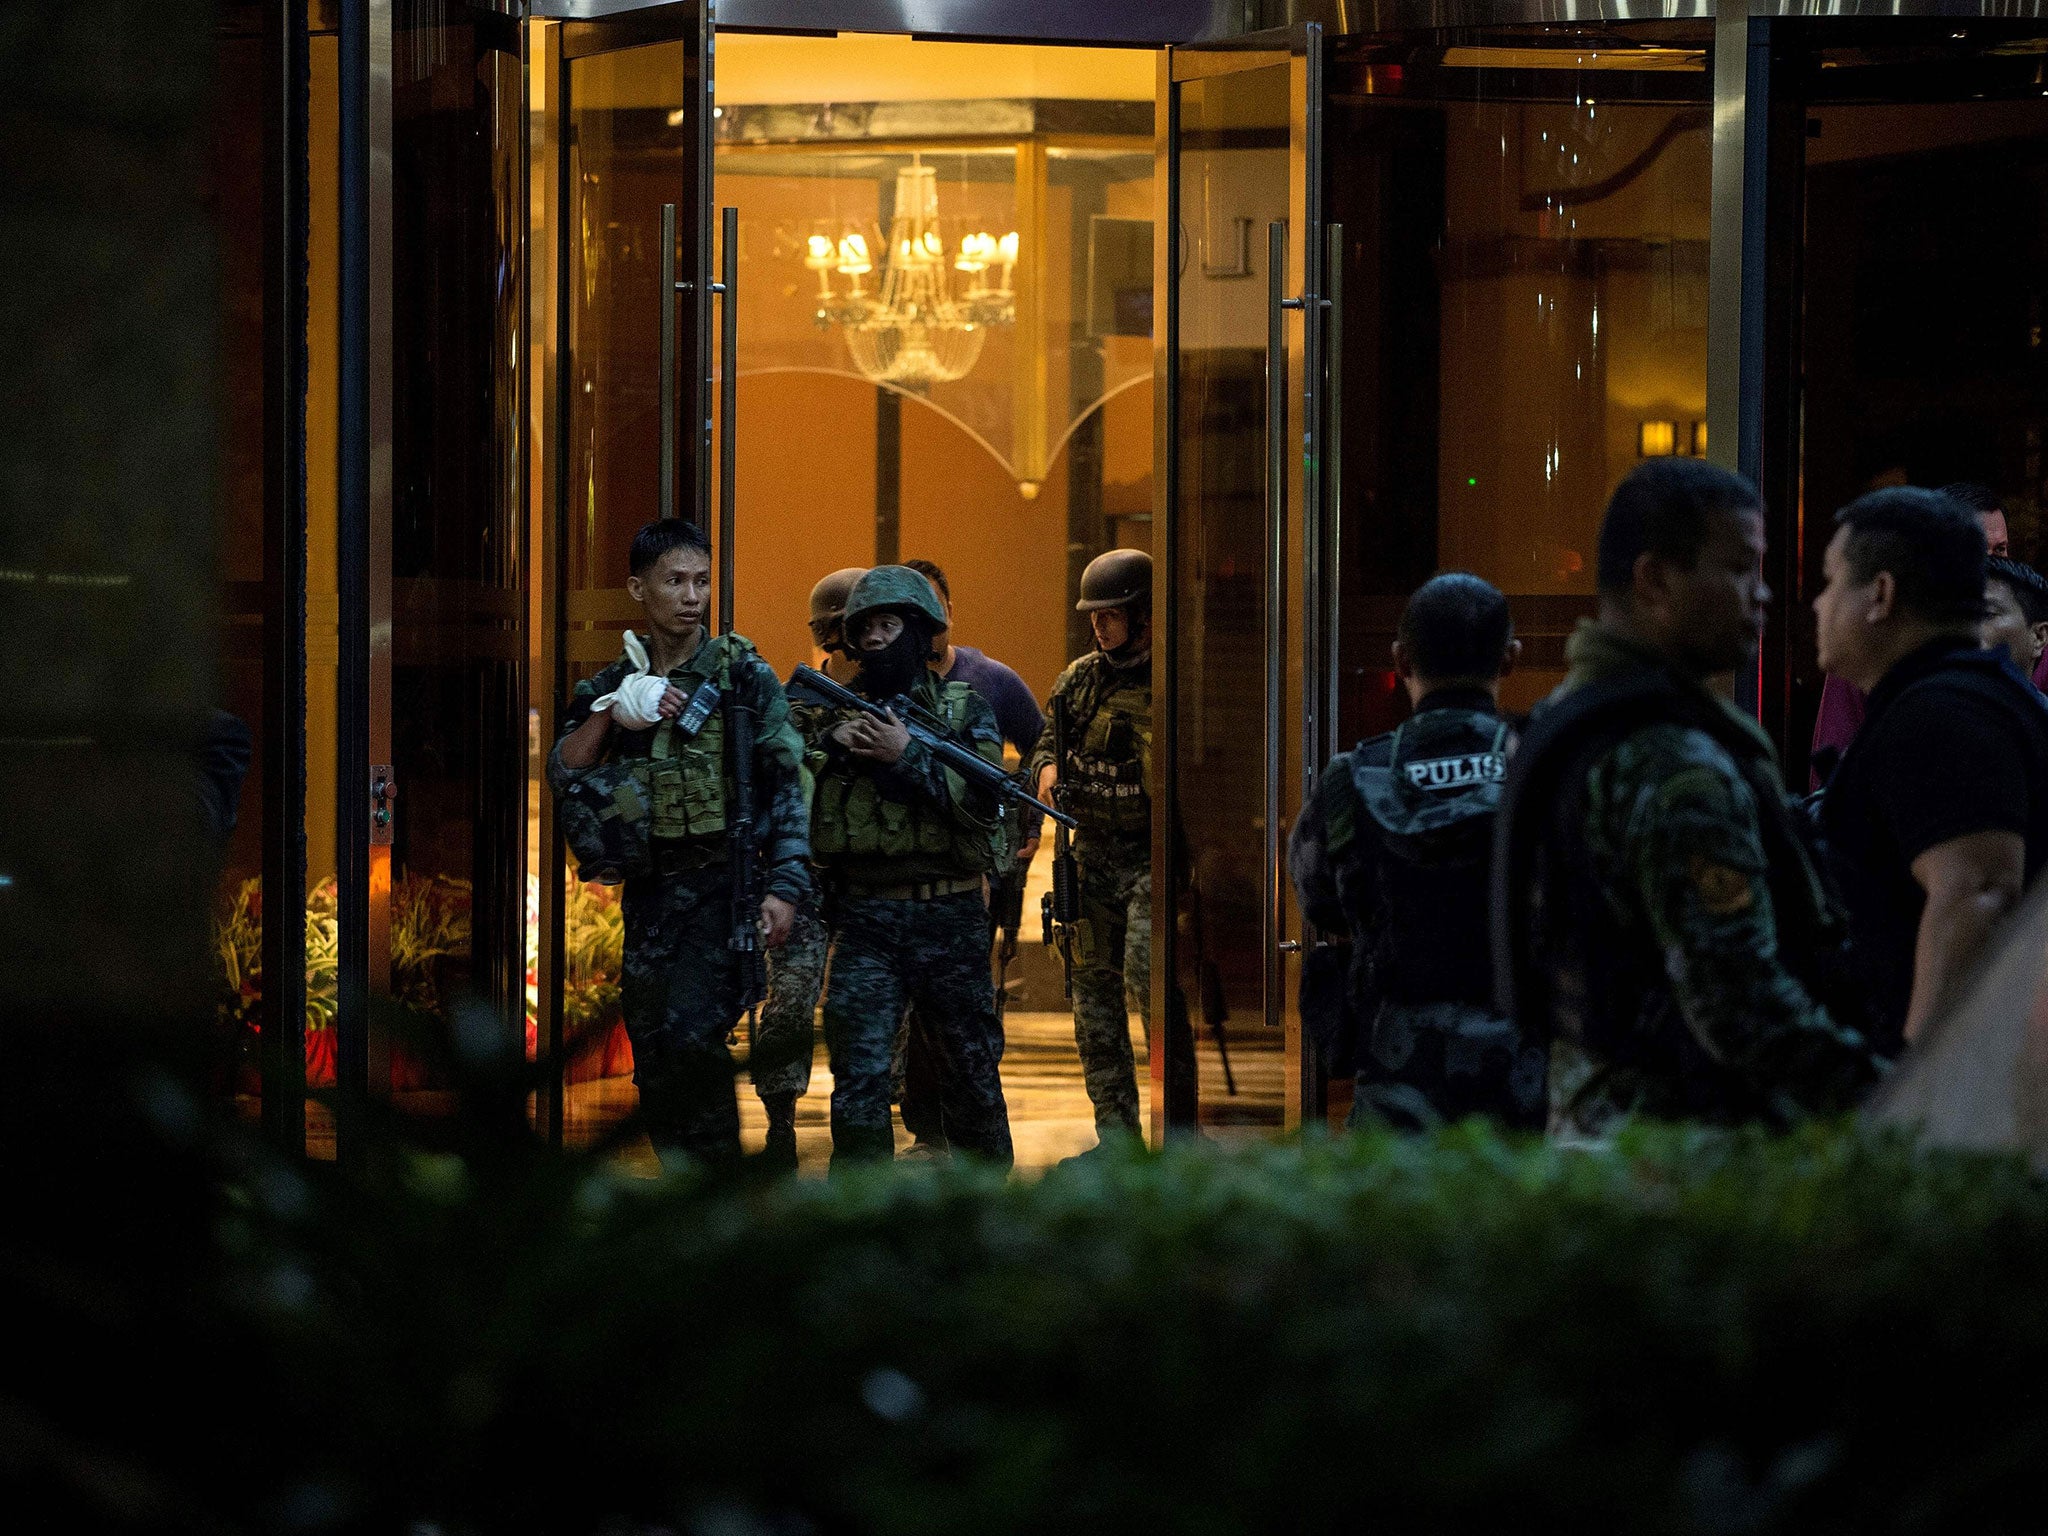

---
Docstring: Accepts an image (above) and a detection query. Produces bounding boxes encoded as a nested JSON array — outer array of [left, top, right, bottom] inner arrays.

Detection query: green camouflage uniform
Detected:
[[793, 669, 1013, 1167], [548, 631, 811, 1169], [1026, 650, 1154, 1137], [1520, 622, 1880, 1139]]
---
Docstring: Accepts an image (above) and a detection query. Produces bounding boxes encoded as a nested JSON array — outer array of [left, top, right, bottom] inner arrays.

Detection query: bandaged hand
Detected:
[[593, 631, 668, 729], [606, 673, 670, 730]]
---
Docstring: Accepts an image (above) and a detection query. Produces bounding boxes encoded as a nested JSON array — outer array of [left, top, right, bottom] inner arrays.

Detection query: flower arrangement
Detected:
[[524, 873, 630, 1075], [213, 872, 471, 1086]]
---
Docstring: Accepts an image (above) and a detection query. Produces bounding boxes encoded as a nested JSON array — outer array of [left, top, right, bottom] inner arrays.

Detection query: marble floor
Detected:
[[560, 1008, 1287, 1177]]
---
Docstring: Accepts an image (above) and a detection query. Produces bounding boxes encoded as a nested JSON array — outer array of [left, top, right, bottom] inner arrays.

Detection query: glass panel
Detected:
[[386, 6, 528, 1108], [1786, 25, 2048, 762], [558, 37, 690, 1154], [205, 18, 343, 1157], [1325, 28, 1714, 742], [692, 35, 1162, 1168], [1174, 60, 1294, 1136]]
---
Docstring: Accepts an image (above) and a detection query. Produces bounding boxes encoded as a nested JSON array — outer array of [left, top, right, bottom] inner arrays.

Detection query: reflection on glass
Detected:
[[1173, 62, 1291, 1132], [386, 8, 528, 1097], [1790, 36, 2048, 754], [1327, 30, 1713, 740], [206, 21, 344, 1157]]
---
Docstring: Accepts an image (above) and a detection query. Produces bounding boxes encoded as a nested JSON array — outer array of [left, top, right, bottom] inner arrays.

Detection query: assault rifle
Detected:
[[1040, 693, 1081, 997], [725, 684, 766, 1025], [787, 665, 1077, 833]]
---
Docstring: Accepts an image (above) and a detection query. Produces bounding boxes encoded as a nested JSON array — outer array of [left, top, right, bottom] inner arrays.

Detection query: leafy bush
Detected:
[[194, 1105, 2048, 1536]]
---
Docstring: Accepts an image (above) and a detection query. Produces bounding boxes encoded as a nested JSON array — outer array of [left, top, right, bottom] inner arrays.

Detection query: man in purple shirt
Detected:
[[895, 559, 1046, 1155], [1810, 483, 2012, 788]]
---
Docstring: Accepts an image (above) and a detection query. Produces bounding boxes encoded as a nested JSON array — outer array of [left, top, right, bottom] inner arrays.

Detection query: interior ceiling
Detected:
[[713, 31, 1157, 107]]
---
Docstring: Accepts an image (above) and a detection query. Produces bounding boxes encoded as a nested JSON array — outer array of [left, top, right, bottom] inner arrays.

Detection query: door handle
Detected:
[[660, 202, 679, 521], [1264, 220, 1289, 1030], [713, 205, 738, 634]]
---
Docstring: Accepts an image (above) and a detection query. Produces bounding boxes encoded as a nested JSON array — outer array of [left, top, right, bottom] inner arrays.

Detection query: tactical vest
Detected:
[[1064, 660, 1150, 838], [1494, 669, 1858, 1122], [556, 635, 752, 884], [1337, 709, 1508, 1012], [810, 680, 1003, 873]]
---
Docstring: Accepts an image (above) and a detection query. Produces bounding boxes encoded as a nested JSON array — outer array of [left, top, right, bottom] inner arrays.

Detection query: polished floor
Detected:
[[564, 1007, 1286, 1176]]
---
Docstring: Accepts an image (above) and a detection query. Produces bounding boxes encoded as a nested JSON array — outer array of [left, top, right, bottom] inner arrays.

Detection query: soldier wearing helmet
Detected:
[[789, 564, 1015, 1167], [741, 565, 870, 1171], [1025, 547, 1191, 1143]]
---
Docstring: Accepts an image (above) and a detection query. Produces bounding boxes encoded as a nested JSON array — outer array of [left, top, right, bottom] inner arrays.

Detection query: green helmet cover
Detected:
[[843, 564, 949, 634]]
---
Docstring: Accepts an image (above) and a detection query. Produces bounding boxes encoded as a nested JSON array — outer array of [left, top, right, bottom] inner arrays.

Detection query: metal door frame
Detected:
[[533, 0, 717, 1143], [1156, 23, 1332, 1135]]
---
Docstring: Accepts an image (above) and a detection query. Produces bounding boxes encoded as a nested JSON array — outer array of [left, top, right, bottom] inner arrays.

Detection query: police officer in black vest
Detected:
[[1288, 573, 1546, 1131]]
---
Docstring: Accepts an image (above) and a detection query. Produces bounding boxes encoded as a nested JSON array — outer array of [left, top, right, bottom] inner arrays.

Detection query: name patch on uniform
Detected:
[[1403, 752, 1507, 792]]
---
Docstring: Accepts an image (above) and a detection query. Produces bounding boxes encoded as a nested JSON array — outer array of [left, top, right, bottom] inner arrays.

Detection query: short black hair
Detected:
[[1834, 486, 1987, 625], [905, 558, 950, 604], [1398, 572, 1513, 682], [628, 518, 712, 576], [1988, 556, 2048, 626], [1941, 482, 2005, 517], [1597, 459, 1762, 597]]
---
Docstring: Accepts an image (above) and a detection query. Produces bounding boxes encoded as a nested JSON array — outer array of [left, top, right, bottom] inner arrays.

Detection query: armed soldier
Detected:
[[549, 520, 811, 1171], [1027, 548, 1194, 1145], [790, 566, 1015, 1167], [748, 566, 865, 1171], [1495, 460, 1881, 1137]]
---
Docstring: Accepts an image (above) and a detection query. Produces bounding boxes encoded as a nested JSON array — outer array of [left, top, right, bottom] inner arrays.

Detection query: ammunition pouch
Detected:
[[558, 760, 655, 885]]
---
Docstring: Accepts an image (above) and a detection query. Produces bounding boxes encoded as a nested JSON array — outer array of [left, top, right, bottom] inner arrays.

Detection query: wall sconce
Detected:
[[1638, 420, 1678, 457]]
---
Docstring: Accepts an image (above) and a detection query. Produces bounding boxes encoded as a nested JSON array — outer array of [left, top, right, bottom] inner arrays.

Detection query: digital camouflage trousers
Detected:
[[619, 864, 746, 1170], [752, 904, 822, 1102], [822, 889, 1012, 1168]]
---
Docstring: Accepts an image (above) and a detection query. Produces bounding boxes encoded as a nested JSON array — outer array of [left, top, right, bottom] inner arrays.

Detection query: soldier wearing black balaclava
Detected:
[[788, 566, 1014, 1167]]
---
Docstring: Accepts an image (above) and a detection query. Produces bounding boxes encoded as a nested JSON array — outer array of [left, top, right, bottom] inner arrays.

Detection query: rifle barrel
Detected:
[[790, 665, 1078, 831]]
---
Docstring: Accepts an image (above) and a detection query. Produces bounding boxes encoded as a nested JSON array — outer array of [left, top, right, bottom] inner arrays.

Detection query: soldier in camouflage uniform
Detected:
[[1495, 460, 1881, 1138], [749, 566, 866, 1171], [549, 521, 811, 1172], [1026, 549, 1180, 1142], [790, 566, 1014, 1168]]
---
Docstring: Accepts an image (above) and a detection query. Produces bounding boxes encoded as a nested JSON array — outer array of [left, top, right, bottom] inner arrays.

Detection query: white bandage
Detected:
[[593, 631, 665, 728], [608, 673, 669, 730]]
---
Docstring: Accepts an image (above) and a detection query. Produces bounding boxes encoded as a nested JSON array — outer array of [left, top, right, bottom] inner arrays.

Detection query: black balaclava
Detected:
[[1102, 603, 1152, 669], [853, 614, 932, 700]]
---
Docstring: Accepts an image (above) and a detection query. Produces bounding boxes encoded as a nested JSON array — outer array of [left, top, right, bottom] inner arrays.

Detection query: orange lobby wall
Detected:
[[730, 370, 878, 681], [899, 398, 1071, 709]]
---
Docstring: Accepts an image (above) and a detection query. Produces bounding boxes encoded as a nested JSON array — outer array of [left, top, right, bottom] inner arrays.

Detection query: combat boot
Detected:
[[760, 1093, 799, 1174]]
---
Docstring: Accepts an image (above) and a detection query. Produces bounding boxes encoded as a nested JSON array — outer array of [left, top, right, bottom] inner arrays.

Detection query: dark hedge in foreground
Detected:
[[174, 1105, 2045, 1536]]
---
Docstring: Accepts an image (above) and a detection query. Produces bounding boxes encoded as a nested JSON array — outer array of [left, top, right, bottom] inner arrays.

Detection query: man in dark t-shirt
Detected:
[[1814, 487, 2048, 1054], [897, 558, 1046, 1155]]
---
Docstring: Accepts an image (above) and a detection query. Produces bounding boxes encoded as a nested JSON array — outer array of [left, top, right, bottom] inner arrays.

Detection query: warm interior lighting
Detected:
[[1439, 46, 1707, 73], [1638, 420, 1678, 457], [1688, 420, 1708, 457], [807, 155, 1018, 386]]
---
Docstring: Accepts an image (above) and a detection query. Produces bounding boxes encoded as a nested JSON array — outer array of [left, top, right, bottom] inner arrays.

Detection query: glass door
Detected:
[[1160, 26, 1330, 1136], [1745, 18, 2048, 767], [533, 0, 717, 1147]]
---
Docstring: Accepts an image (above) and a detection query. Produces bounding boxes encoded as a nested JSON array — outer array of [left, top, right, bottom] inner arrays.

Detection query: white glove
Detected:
[[594, 631, 667, 729]]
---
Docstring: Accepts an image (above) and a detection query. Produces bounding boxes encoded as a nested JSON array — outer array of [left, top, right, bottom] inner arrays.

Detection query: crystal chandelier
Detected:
[[804, 155, 1018, 388]]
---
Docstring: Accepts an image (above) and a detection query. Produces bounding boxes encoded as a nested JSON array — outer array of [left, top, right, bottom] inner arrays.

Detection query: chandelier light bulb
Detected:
[[836, 232, 871, 276]]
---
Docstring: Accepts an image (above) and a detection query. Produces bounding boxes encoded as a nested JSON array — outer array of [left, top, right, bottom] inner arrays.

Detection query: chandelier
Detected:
[[804, 155, 1018, 388]]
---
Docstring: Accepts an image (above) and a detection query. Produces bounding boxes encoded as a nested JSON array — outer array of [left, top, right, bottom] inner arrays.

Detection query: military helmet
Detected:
[[843, 564, 949, 635], [556, 763, 653, 886], [1076, 548, 1153, 613], [809, 567, 867, 627]]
